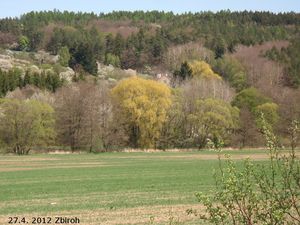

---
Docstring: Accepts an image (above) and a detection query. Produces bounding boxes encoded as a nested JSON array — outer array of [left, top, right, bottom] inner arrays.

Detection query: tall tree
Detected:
[[111, 77, 172, 148], [187, 98, 239, 148], [70, 43, 98, 75], [174, 61, 193, 81], [0, 99, 55, 154], [55, 82, 114, 151], [58, 46, 71, 67]]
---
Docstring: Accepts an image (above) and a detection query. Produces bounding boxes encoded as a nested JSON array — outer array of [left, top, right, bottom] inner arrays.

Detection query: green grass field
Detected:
[[0, 150, 269, 225]]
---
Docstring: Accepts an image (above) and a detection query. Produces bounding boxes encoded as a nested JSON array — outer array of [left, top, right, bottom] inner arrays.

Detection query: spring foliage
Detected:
[[232, 87, 271, 111], [187, 98, 239, 147], [0, 99, 55, 154], [188, 60, 222, 80], [58, 46, 71, 67], [255, 102, 279, 130], [111, 76, 171, 148], [192, 115, 300, 224]]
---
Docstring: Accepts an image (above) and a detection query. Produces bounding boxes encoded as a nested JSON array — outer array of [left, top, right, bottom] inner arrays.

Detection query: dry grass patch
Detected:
[[0, 204, 203, 225]]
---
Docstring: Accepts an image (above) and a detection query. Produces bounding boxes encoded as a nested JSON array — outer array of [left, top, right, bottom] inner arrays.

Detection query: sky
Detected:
[[0, 0, 300, 18]]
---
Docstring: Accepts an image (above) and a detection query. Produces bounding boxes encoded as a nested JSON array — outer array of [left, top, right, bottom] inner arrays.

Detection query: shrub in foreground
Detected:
[[190, 115, 300, 224]]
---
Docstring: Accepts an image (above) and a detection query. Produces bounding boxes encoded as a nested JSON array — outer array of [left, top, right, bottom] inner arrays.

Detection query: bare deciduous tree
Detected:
[[181, 78, 235, 104], [163, 42, 213, 71], [55, 84, 86, 151], [232, 107, 263, 148], [55, 82, 114, 152]]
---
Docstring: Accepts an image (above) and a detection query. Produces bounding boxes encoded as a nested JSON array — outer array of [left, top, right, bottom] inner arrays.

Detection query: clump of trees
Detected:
[[0, 69, 64, 97], [55, 82, 116, 152], [174, 60, 221, 83], [232, 88, 280, 147], [0, 99, 55, 154], [265, 39, 300, 87], [174, 61, 193, 81], [213, 56, 248, 91], [188, 60, 221, 80], [163, 43, 213, 72], [186, 98, 239, 148], [232, 87, 272, 112], [159, 76, 238, 149]]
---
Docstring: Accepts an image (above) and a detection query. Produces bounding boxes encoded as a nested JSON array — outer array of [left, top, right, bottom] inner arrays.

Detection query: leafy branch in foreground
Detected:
[[189, 114, 300, 224]]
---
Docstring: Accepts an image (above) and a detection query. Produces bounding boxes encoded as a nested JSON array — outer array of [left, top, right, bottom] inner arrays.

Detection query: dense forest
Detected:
[[1, 11, 300, 72], [0, 10, 300, 153]]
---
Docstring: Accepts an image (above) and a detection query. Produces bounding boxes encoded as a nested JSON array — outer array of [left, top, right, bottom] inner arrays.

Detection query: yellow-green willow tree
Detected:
[[188, 60, 222, 80], [111, 76, 172, 148]]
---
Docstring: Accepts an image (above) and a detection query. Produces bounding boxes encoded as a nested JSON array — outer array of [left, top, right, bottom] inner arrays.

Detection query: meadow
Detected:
[[0, 150, 269, 224]]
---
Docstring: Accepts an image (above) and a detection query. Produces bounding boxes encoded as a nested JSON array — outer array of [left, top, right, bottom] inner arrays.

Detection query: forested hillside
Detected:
[[0, 10, 300, 153]]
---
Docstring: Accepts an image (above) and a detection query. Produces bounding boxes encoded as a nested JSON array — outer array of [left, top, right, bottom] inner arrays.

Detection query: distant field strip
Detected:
[[0, 150, 274, 224]]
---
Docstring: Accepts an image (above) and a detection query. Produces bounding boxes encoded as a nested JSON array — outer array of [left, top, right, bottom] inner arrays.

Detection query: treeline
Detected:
[[0, 45, 299, 154], [1, 71, 299, 154], [0, 69, 64, 97], [2, 10, 299, 29], [102, 10, 300, 25], [0, 10, 300, 154], [0, 10, 299, 74], [45, 27, 166, 74]]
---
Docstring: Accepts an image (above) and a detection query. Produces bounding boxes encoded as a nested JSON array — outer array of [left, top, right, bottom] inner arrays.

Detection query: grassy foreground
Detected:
[[0, 150, 269, 224]]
